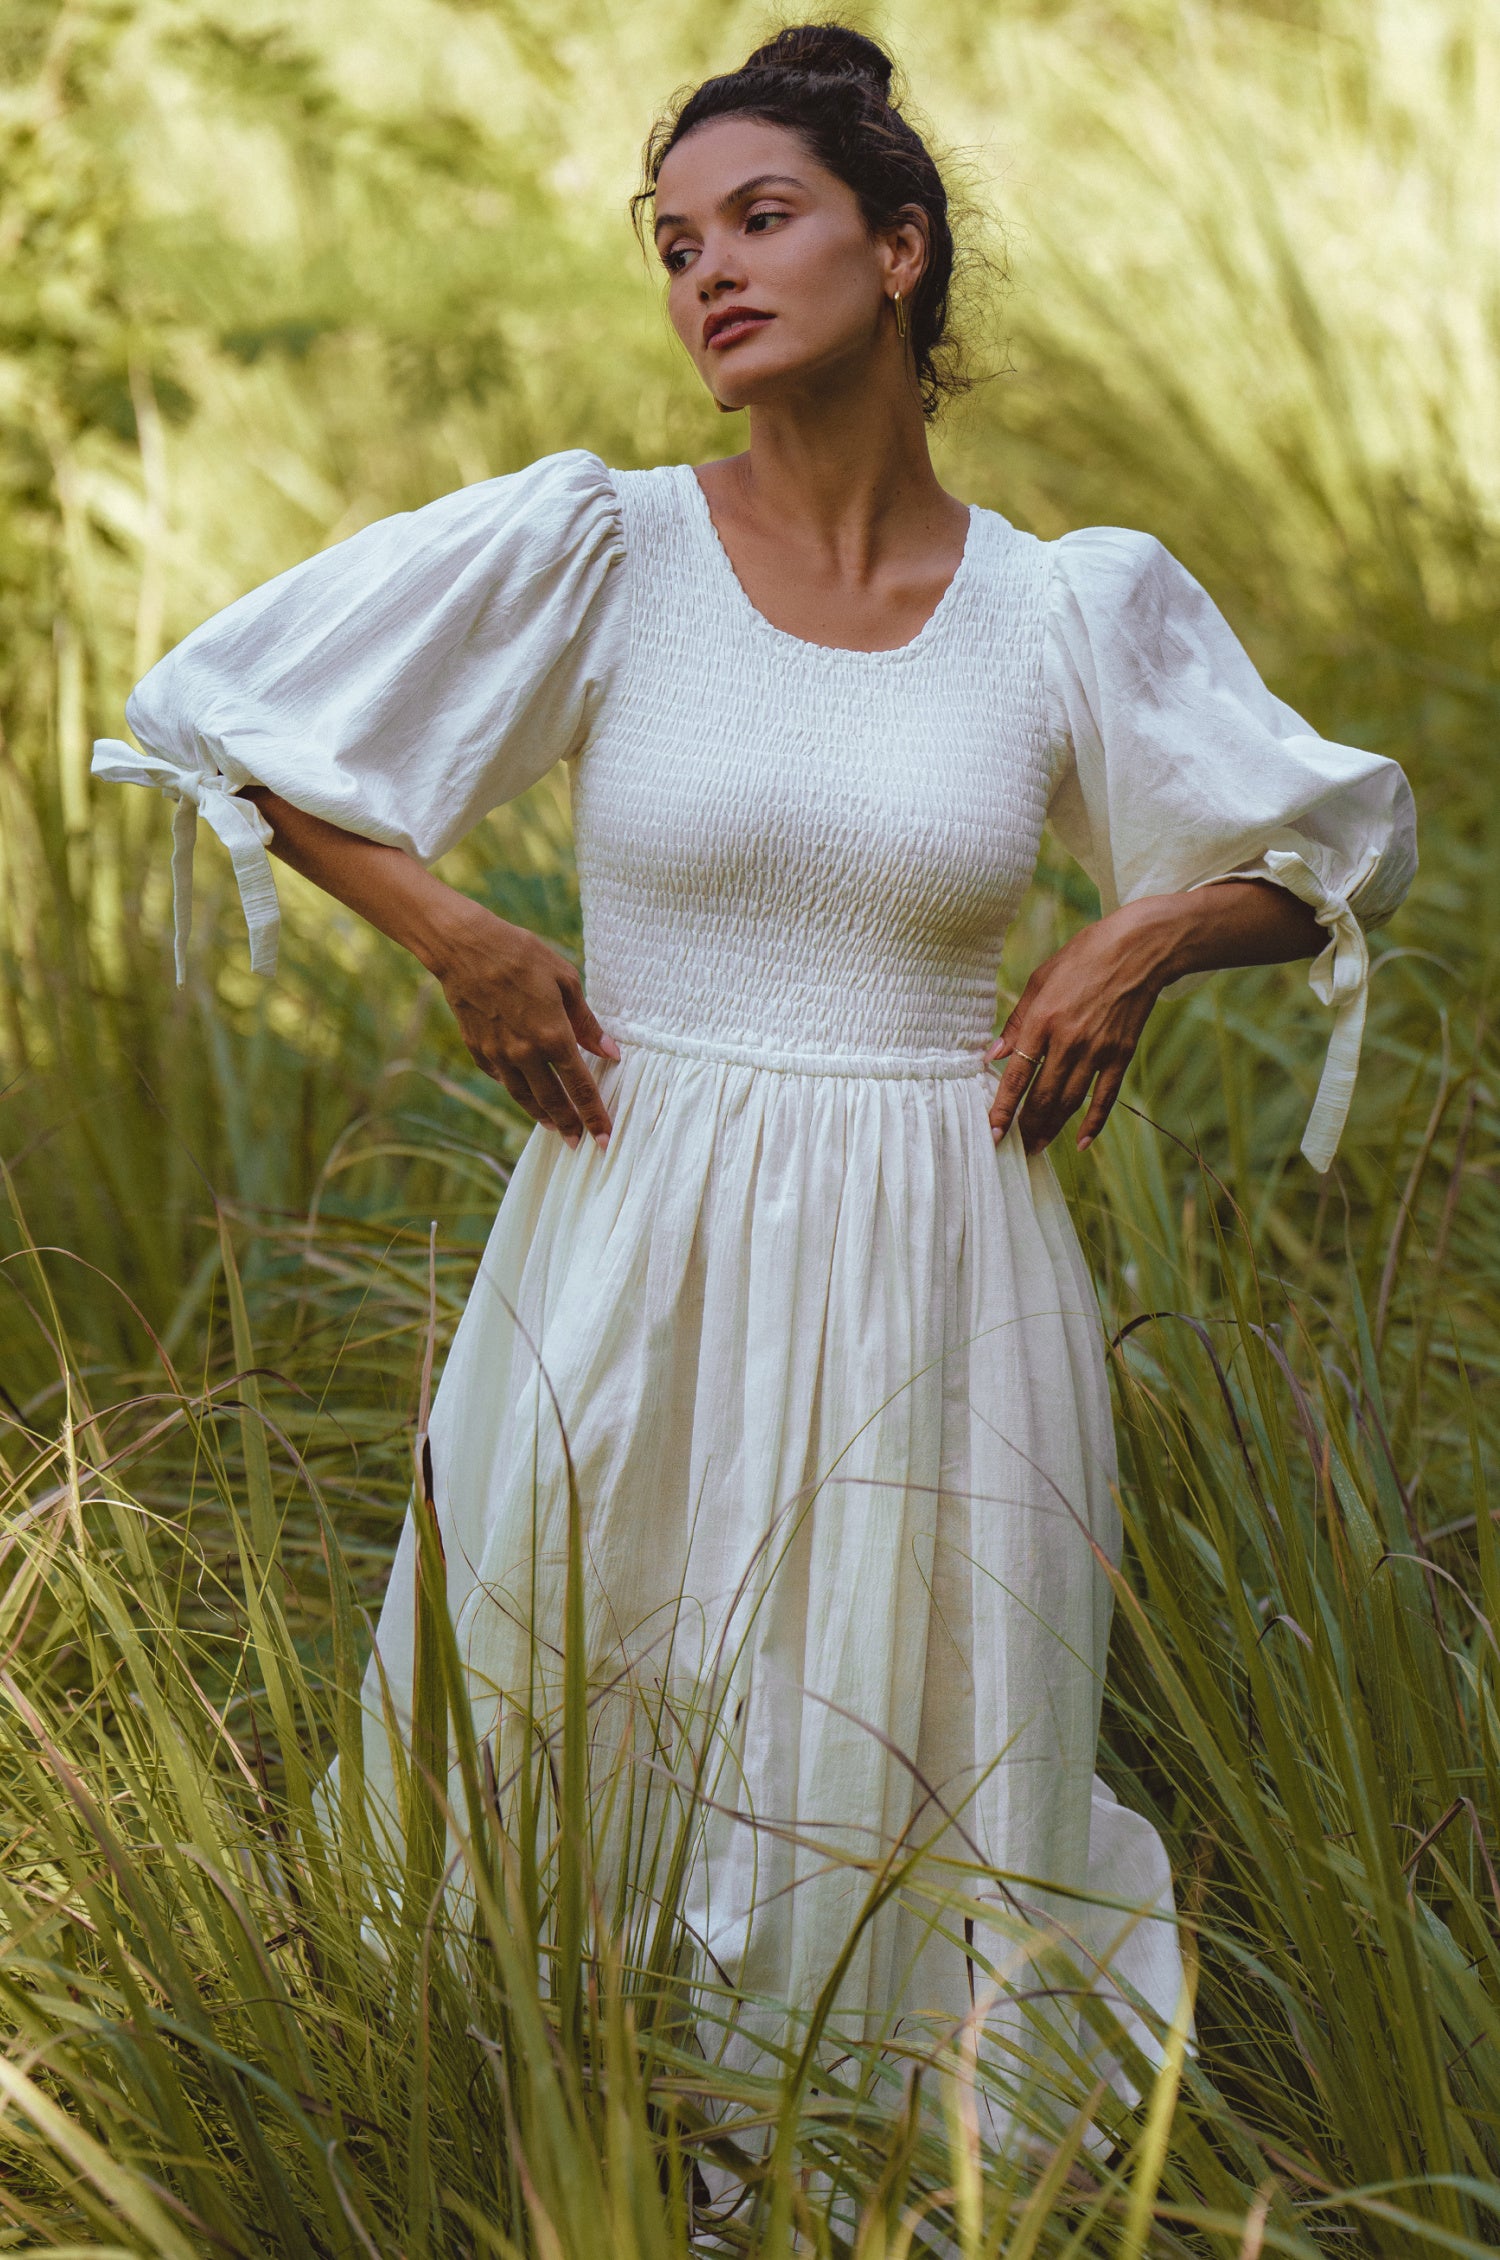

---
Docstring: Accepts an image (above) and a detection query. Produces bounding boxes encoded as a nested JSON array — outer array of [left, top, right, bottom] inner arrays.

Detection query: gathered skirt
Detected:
[[361, 1035, 1183, 2074]]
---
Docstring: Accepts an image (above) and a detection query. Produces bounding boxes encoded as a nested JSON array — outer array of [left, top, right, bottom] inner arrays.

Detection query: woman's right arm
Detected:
[[247, 788, 617, 1149], [91, 455, 629, 1132]]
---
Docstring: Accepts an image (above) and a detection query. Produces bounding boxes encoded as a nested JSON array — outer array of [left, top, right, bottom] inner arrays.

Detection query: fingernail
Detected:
[[564, 1132, 581, 1150], [992, 1125, 1003, 1144], [1077, 1134, 1092, 1152], [594, 1131, 609, 1152]]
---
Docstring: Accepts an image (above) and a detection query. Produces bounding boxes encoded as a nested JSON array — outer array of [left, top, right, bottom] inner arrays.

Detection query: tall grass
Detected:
[[6, 1055, 1500, 2255], [3, 0, 1499, 2249]]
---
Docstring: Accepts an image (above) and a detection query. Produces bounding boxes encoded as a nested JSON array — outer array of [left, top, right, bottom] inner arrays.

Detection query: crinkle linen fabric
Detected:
[[100, 449, 1416, 2079]]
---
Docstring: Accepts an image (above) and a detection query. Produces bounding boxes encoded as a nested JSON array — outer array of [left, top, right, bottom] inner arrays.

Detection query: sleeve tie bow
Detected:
[[90, 737, 280, 983]]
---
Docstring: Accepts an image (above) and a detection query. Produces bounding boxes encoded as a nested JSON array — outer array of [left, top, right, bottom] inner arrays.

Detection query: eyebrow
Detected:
[[653, 174, 806, 240]]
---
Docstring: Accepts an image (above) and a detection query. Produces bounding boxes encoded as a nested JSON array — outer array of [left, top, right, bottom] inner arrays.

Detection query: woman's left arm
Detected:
[[1031, 527, 1418, 1170], [988, 878, 1324, 1154]]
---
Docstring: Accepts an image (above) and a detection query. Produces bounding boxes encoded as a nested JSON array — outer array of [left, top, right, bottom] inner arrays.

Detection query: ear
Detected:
[[880, 203, 930, 300]]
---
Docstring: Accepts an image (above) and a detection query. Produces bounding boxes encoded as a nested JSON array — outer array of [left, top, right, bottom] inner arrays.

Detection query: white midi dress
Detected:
[[97, 450, 1416, 2075]]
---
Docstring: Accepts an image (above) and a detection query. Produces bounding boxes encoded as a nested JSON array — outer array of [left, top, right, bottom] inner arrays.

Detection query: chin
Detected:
[[700, 348, 782, 402], [703, 355, 826, 414], [714, 328, 874, 414]]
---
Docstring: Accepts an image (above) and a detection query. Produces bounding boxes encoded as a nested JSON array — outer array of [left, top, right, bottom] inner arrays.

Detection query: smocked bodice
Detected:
[[571, 469, 1053, 1076]]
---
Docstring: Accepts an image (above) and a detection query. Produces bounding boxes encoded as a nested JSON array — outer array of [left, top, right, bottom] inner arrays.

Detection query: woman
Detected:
[[96, 25, 1415, 2089]]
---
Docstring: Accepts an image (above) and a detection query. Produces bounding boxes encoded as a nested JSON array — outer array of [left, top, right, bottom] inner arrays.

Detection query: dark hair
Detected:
[[635, 23, 967, 418]]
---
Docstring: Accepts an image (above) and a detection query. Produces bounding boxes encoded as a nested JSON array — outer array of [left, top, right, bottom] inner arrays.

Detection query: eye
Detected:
[[745, 206, 791, 235], [661, 241, 698, 274]]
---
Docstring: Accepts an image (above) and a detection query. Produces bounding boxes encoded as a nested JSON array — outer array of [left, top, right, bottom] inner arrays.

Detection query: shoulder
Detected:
[[605, 461, 689, 498], [598, 460, 696, 552], [1045, 525, 1181, 607], [211, 451, 629, 605], [1040, 527, 1226, 677], [957, 504, 1054, 612], [400, 447, 624, 559], [963, 511, 1170, 585]]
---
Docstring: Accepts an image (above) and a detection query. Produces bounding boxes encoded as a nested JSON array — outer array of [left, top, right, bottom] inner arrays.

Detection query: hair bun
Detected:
[[743, 23, 895, 100]]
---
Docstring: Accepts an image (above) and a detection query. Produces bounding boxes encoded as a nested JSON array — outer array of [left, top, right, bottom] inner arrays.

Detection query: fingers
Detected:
[[1076, 1062, 1127, 1152], [469, 1033, 606, 1149], [482, 1048, 572, 1141], [502, 1039, 613, 1151], [987, 1047, 1041, 1144], [562, 972, 621, 1063], [490, 1059, 555, 1130], [1019, 1055, 1097, 1155], [519, 1056, 582, 1145], [535, 970, 617, 1146], [548, 1047, 613, 1149], [986, 930, 1157, 1156], [987, 1030, 1126, 1156], [445, 932, 619, 1149]]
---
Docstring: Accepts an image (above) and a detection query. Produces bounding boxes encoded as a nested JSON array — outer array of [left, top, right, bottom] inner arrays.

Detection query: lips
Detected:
[[704, 307, 773, 350]]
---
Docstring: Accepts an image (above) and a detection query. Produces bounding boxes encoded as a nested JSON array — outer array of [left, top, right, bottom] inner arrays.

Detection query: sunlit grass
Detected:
[[6, 1041, 1500, 2253]]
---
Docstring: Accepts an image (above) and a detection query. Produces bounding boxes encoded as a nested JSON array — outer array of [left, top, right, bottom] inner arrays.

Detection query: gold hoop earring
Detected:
[[892, 290, 908, 341]]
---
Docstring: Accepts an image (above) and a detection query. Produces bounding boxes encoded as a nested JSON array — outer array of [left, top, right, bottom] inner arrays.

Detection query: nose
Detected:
[[696, 231, 746, 303]]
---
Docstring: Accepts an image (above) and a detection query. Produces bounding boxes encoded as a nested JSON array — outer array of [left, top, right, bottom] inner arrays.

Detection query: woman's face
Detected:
[[652, 116, 923, 412]]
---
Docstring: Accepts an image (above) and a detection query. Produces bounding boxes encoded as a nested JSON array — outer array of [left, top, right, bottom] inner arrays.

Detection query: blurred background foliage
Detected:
[[4, 0, 1500, 2249]]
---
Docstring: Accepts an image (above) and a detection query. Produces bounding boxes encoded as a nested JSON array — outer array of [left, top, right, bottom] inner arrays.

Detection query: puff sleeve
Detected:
[[92, 448, 627, 982], [1044, 528, 1417, 1172]]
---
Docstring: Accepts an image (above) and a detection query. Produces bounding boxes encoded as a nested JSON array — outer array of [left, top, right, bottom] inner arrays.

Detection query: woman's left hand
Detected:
[[987, 905, 1172, 1156], [987, 880, 1328, 1155]]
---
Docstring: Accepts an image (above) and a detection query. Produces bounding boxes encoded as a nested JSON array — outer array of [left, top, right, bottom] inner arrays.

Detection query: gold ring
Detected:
[[1013, 1047, 1043, 1066]]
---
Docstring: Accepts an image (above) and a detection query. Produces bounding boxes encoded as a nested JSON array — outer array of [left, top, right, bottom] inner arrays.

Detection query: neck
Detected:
[[725, 368, 951, 567]]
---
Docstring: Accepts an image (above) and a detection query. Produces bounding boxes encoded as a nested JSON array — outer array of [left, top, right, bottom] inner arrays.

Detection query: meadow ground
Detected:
[[2, 2, 1499, 2250]]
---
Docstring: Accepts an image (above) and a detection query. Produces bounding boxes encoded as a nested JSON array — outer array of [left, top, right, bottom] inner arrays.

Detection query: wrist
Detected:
[[1105, 892, 1203, 989], [412, 889, 499, 982]]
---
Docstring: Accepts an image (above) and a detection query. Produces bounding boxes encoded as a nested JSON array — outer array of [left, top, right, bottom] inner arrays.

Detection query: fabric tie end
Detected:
[[93, 736, 282, 984]]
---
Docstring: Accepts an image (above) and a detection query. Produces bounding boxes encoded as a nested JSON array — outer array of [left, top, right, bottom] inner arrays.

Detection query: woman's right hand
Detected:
[[243, 788, 618, 1150], [431, 898, 619, 1149]]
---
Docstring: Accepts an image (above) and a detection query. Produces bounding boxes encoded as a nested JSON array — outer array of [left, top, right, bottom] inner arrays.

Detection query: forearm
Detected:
[[1103, 877, 1326, 992], [243, 787, 486, 978], [243, 787, 616, 1145]]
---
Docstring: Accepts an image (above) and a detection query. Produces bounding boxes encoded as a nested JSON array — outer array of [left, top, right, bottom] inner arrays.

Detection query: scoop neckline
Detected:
[[679, 465, 977, 661]]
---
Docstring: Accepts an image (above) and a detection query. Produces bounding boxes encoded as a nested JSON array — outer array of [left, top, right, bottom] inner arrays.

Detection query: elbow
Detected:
[[1349, 843, 1418, 934], [1349, 772, 1419, 931]]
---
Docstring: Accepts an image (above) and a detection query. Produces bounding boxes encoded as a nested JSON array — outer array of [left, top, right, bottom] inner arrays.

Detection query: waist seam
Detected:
[[605, 1018, 993, 1082]]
